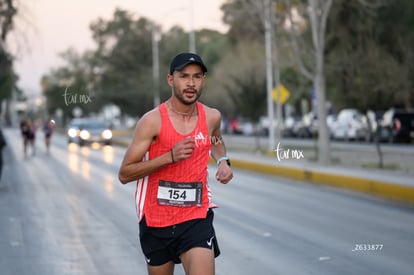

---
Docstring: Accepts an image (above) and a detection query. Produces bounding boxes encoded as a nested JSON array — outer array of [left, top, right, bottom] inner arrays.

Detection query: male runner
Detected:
[[118, 52, 233, 275]]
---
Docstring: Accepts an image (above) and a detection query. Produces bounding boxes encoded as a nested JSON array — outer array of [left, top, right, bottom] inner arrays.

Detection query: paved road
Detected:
[[1, 128, 413, 275]]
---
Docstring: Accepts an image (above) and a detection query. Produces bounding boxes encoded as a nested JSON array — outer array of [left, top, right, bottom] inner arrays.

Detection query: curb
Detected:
[[113, 138, 414, 204], [230, 159, 414, 204]]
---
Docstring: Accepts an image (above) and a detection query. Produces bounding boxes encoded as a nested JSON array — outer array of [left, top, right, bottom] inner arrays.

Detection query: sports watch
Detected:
[[216, 156, 231, 167]]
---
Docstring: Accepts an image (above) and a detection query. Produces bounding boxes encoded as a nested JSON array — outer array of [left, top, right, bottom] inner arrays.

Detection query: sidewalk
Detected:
[[112, 132, 414, 204]]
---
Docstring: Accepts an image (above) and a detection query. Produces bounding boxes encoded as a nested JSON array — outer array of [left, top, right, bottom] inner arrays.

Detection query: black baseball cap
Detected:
[[169, 52, 208, 75]]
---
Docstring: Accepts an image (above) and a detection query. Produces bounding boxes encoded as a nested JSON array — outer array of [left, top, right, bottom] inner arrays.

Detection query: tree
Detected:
[[90, 9, 154, 117], [284, 0, 332, 165], [228, 71, 267, 149], [0, 47, 14, 103], [235, 0, 333, 163], [369, 0, 414, 108], [221, 0, 292, 150], [325, 0, 413, 111], [221, 0, 265, 45], [213, 41, 267, 114], [0, 0, 18, 123], [42, 48, 100, 120], [41, 6, 232, 122], [0, 0, 17, 41]]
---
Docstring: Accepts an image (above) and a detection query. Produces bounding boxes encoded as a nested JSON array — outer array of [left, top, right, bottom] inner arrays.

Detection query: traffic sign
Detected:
[[272, 84, 290, 104]]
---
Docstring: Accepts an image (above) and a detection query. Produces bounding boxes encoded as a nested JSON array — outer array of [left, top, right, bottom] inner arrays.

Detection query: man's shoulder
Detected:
[[140, 106, 162, 122], [200, 103, 220, 116], [134, 107, 162, 137], [200, 104, 221, 122]]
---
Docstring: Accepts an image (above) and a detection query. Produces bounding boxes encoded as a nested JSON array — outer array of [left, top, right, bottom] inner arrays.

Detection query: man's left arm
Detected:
[[209, 111, 233, 184]]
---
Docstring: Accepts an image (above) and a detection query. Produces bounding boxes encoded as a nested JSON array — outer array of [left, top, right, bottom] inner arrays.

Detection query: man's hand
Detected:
[[216, 163, 233, 184], [171, 138, 196, 163]]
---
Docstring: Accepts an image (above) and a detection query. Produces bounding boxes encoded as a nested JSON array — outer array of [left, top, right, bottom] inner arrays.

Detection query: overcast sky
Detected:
[[9, 0, 227, 97]]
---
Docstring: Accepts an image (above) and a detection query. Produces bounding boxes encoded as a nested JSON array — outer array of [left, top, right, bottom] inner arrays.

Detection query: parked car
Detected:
[[290, 112, 337, 139], [291, 112, 318, 138], [283, 116, 301, 137], [378, 108, 414, 143], [67, 118, 113, 145], [258, 116, 292, 137], [330, 109, 370, 141]]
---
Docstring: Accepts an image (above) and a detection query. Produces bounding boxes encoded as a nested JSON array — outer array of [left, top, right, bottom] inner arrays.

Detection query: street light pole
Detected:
[[150, 6, 192, 107], [189, 0, 196, 53], [264, 0, 275, 151], [271, 1, 282, 145], [152, 23, 160, 107]]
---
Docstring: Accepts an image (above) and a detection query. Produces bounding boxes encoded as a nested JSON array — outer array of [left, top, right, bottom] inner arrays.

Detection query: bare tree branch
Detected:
[[283, 0, 313, 80], [0, 0, 17, 41]]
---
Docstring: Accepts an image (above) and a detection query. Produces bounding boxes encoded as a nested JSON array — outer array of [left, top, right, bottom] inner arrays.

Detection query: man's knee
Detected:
[[180, 247, 215, 275]]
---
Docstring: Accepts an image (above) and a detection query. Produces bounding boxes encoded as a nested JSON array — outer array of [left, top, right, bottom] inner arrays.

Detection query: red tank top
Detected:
[[135, 102, 215, 227]]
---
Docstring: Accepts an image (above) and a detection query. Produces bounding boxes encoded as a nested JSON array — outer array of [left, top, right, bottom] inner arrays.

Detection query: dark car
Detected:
[[379, 108, 414, 143], [67, 118, 113, 145]]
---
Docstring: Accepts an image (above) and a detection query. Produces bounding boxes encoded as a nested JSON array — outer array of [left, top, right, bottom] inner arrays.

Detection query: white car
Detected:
[[67, 118, 113, 145], [331, 109, 369, 141]]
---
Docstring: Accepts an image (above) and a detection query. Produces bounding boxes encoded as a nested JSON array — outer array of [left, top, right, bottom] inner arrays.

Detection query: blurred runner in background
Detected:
[[20, 118, 36, 157], [43, 119, 55, 153]]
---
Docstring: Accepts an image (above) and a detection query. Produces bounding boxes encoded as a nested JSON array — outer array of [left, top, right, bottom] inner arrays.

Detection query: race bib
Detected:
[[157, 180, 202, 207]]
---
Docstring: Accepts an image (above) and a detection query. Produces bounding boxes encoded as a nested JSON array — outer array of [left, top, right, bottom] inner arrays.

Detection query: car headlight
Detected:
[[80, 130, 91, 140], [102, 129, 113, 140], [68, 128, 78, 138]]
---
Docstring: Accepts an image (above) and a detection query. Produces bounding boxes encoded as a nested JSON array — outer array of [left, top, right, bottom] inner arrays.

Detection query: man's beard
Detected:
[[174, 88, 201, 106]]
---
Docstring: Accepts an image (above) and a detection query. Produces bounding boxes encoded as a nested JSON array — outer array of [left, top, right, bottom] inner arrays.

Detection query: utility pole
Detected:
[[264, 0, 275, 151], [189, 0, 196, 53], [150, 6, 189, 107], [152, 24, 160, 107], [271, 0, 282, 146]]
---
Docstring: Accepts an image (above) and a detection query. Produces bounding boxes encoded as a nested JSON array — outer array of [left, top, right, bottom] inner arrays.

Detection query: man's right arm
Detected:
[[118, 111, 173, 184]]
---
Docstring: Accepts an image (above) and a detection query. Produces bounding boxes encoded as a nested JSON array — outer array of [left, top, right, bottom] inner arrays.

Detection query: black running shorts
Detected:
[[139, 208, 220, 266]]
